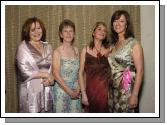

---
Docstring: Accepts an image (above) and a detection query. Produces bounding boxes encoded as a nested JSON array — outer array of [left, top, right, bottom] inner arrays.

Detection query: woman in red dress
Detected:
[[79, 22, 112, 113]]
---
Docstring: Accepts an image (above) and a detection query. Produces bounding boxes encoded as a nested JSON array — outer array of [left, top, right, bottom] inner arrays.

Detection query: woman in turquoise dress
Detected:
[[108, 10, 144, 113], [52, 19, 81, 113]]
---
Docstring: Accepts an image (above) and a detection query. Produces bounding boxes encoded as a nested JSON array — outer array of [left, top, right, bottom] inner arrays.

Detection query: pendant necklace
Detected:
[[94, 46, 102, 58]]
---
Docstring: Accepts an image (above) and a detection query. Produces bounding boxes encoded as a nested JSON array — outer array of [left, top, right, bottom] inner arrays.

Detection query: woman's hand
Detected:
[[81, 91, 89, 106], [104, 46, 113, 57], [128, 94, 138, 109], [41, 72, 54, 86], [69, 89, 80, 99], [42, 78, 50, 86], [73, 88, 81, 97]]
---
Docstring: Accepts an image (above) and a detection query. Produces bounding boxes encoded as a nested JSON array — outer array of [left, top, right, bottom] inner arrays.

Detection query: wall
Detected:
[[140, 6, 155, 113]]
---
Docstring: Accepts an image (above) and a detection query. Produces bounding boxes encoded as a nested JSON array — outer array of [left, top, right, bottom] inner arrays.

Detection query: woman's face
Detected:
[[93, 24, 107, 41], [29, 21, 43, 42], [113, 14, 127, 35], [60, 26, 75, 43]]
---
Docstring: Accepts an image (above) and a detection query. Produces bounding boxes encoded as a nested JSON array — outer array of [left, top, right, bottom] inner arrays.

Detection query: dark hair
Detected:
[[110, 10, 134, 44], [59, 19, 75, 43], [21, 17, 46, 42], [89, 22, 109, 49]]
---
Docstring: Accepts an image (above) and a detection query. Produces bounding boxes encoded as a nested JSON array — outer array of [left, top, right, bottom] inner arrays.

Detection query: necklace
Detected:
[[94, 46, 102, 57]]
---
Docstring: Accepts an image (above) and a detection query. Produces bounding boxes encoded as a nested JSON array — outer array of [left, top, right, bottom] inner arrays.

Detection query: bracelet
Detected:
[[81, 90, 86, 94]]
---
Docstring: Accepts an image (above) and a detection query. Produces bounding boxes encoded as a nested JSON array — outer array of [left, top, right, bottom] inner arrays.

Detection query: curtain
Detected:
[[5, 5, 140, 112]]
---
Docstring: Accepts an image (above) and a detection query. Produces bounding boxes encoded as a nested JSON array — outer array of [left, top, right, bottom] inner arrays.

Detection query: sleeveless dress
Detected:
[[108, 37, 139, 113], [52, 47, 81, 113], [84, 50, 112, 113]]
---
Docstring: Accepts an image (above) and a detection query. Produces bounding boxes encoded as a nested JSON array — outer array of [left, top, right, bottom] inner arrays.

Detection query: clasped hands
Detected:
[[69, 89, 80, 100], [41, 72, 54, 86]]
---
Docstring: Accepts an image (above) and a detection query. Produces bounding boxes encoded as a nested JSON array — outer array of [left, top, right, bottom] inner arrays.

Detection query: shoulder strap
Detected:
[[55, 48, 62, 58], [73, 46, 79, 58]]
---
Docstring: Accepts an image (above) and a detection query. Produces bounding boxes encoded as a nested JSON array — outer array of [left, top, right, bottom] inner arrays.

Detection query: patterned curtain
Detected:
[[5, 5, 140, 112]]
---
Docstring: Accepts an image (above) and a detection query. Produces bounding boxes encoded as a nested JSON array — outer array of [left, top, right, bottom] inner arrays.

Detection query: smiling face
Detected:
[[29, 21, 43, 42], [60, 26, 75, 43], [93, 24, 107, 41], [113, 14, 127, 35]]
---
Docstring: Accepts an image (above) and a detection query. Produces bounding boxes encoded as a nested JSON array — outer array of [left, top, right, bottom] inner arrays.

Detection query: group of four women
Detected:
[[15, 10, 144, 113]]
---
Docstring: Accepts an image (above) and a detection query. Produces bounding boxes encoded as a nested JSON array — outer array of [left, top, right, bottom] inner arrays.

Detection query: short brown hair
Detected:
[[21, 17, 46, 42], [58, 19, 75, 43]]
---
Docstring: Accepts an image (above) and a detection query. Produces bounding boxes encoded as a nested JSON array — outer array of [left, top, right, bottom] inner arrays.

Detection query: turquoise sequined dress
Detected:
[[52, 48, 81, 113]]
